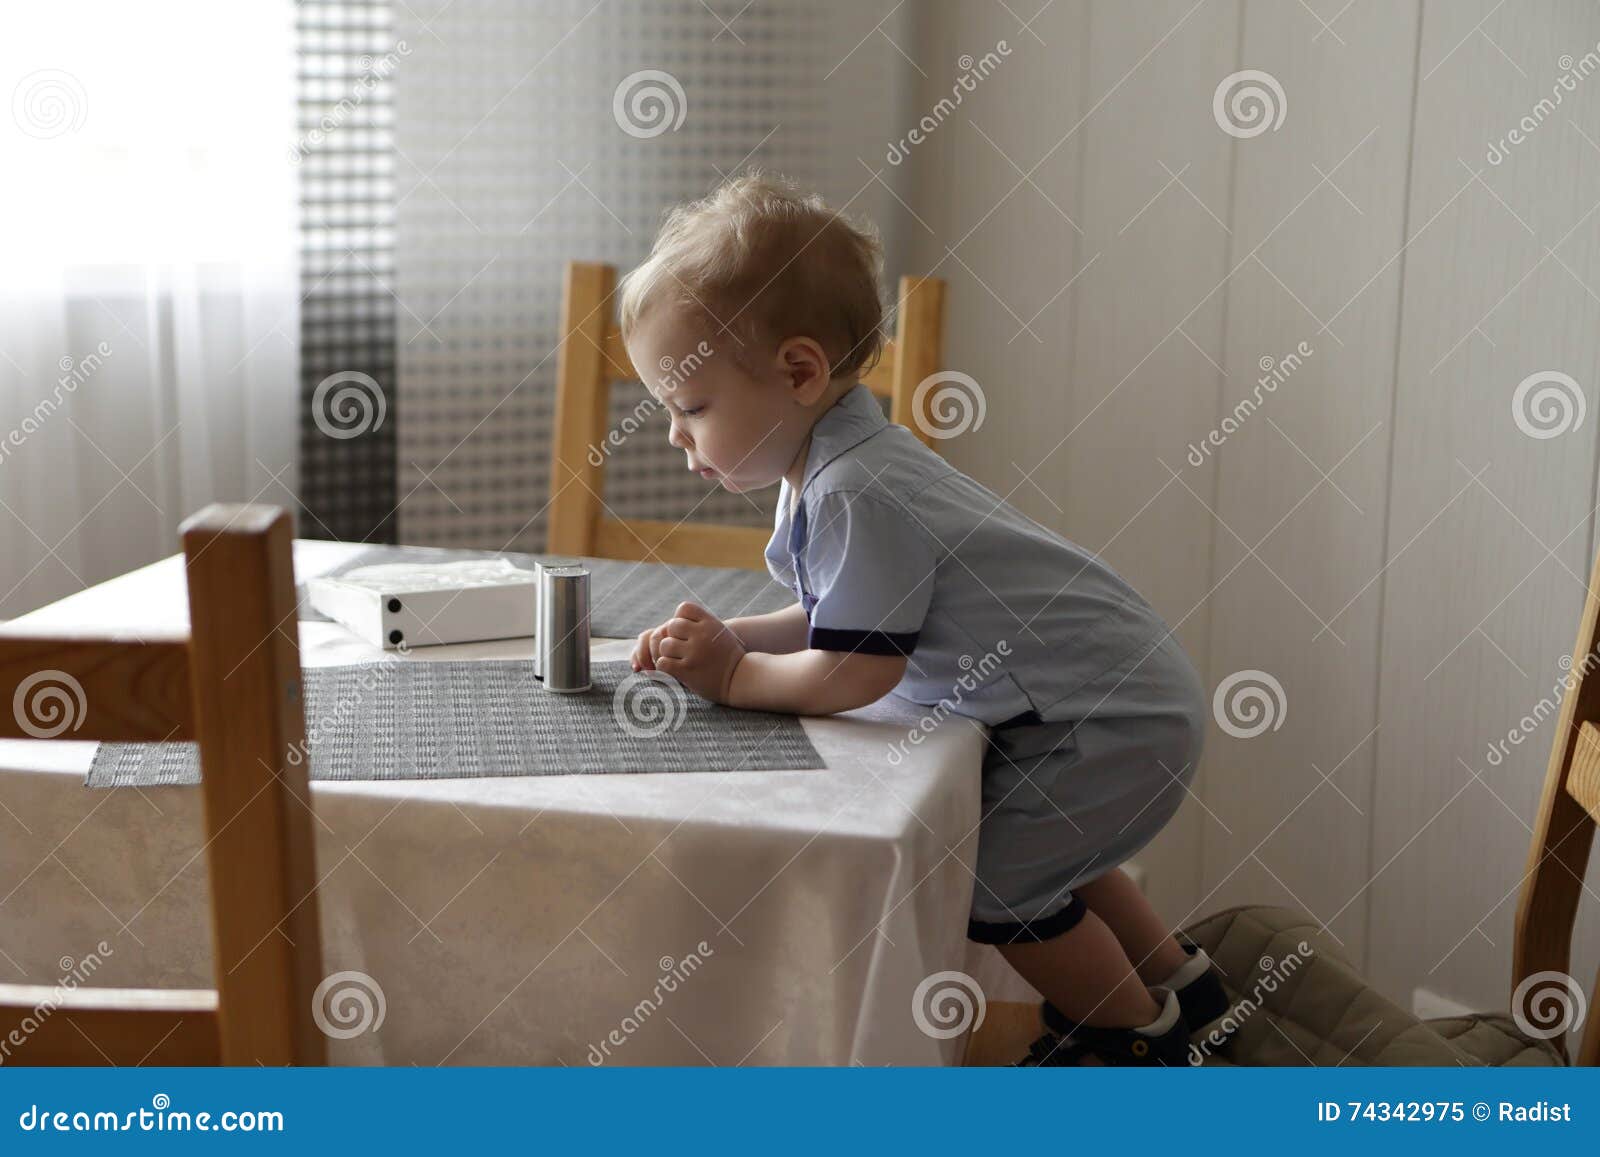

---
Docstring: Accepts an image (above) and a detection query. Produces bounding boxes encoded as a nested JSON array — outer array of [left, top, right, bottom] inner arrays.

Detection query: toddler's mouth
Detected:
[[696, 466, 718, 479]]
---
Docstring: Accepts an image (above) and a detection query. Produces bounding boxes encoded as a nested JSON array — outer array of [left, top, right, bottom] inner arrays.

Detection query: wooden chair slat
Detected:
[[889, 275, 948, 448], [0, 636, 192, 741], [548, 262, 618, 558], [180, 504, 327, 1066], [0, 985, 220, 1065], [592, 517, 770, 573], [1566, 722, 1600, 823]]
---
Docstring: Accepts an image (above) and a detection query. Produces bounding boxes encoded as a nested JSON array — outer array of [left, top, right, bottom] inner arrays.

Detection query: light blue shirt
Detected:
[[764, 383, 1183, 726]]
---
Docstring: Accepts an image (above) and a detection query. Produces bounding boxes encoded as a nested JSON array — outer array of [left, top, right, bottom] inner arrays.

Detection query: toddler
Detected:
[[621, 173, 1227, 1066]]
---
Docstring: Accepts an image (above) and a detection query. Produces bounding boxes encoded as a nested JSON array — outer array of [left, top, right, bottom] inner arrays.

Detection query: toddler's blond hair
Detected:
[[618, 172, 885, 380]]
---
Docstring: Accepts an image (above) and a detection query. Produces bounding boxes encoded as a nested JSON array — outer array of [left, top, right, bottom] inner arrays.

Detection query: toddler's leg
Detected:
[[995, 908, 1160, 1028], [1075, 867, 1188, 985]]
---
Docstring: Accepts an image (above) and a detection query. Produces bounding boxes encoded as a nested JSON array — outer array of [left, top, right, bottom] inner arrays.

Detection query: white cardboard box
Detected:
[[307, 559, 537, 650]]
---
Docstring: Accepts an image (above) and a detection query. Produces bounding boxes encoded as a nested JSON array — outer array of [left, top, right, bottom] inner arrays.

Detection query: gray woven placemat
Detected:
[[87, 660, 821, 787], [296, 545, 793, 639]]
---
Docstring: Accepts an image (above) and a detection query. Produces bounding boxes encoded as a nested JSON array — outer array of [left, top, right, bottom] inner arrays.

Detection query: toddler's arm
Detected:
[[725, 649, 907, 716], [633, 601, 906, 715], [724, 601, 809, 654]]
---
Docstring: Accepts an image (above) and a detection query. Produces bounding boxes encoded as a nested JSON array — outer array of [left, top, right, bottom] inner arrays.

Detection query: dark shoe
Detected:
[[1014, 1029, 1077, 1067], [1018, 987, 1192, 1067], [1170, 937, 1238, 1049]]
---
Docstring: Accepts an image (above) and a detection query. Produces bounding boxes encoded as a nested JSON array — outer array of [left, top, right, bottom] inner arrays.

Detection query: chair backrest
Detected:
[[546, 260, 946, 569], [0, 504, 326, 1065], [1515, 540, 1600, 1065]]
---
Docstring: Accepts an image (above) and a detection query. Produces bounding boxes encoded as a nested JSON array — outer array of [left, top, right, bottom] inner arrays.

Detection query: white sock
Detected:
[[1160, 946, 1212, 991], [1134, 986, 1181, 1037]]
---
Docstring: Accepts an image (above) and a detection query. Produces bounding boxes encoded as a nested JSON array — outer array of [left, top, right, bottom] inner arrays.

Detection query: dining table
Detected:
[[0, 539, 1032, 1066]]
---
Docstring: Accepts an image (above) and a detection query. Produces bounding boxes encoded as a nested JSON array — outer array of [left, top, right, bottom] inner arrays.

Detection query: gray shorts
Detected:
[[966, 632, 1207, 944]]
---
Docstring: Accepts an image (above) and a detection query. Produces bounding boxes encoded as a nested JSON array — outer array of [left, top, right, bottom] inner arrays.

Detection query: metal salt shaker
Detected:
[[538, 565, 591, 693], [532, 555, 581, 680]]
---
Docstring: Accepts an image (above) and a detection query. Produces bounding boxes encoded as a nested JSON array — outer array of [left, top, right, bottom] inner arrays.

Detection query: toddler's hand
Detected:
[[648, 601, 746, 704], [631, 623, 671, 673]]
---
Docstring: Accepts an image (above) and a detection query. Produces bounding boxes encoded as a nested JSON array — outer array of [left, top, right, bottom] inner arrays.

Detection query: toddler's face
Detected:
[[626, 306, 810, 494]]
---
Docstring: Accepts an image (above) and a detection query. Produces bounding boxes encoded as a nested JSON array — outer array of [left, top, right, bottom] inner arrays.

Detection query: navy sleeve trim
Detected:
[[808, 626, 919, 657]]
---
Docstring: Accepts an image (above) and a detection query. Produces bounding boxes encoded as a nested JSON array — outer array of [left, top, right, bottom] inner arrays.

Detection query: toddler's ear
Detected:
[[776, 336, 832, 403]]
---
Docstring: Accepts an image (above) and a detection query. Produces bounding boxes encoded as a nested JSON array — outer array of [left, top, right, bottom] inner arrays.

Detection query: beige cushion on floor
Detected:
[[1182, 905, 1564, 1067]]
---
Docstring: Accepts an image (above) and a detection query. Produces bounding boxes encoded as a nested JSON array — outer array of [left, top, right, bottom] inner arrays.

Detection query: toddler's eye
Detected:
[[679, 405, 705, 417]]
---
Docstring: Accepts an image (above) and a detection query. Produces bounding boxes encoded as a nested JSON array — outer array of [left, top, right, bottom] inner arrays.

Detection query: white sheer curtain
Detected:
[[0, 1, 299, 618]]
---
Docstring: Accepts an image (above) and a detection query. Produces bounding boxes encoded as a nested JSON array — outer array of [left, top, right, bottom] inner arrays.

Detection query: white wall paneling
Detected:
[[1199, 0, 1420, 965], [1369, 0, 1600, 1010]]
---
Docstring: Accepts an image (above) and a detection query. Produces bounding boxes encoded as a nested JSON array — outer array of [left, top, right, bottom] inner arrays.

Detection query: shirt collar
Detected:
[[794, 383, 886, 498]]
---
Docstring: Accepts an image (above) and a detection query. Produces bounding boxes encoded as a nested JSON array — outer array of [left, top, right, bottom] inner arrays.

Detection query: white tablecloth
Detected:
[[0, 541, 1020, 1065]]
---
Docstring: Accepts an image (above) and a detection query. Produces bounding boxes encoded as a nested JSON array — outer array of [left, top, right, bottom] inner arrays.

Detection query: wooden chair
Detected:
[[546, 261, 947, 570], [965, 542, 1600, 1067], [0, 504, 326, 1065]]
